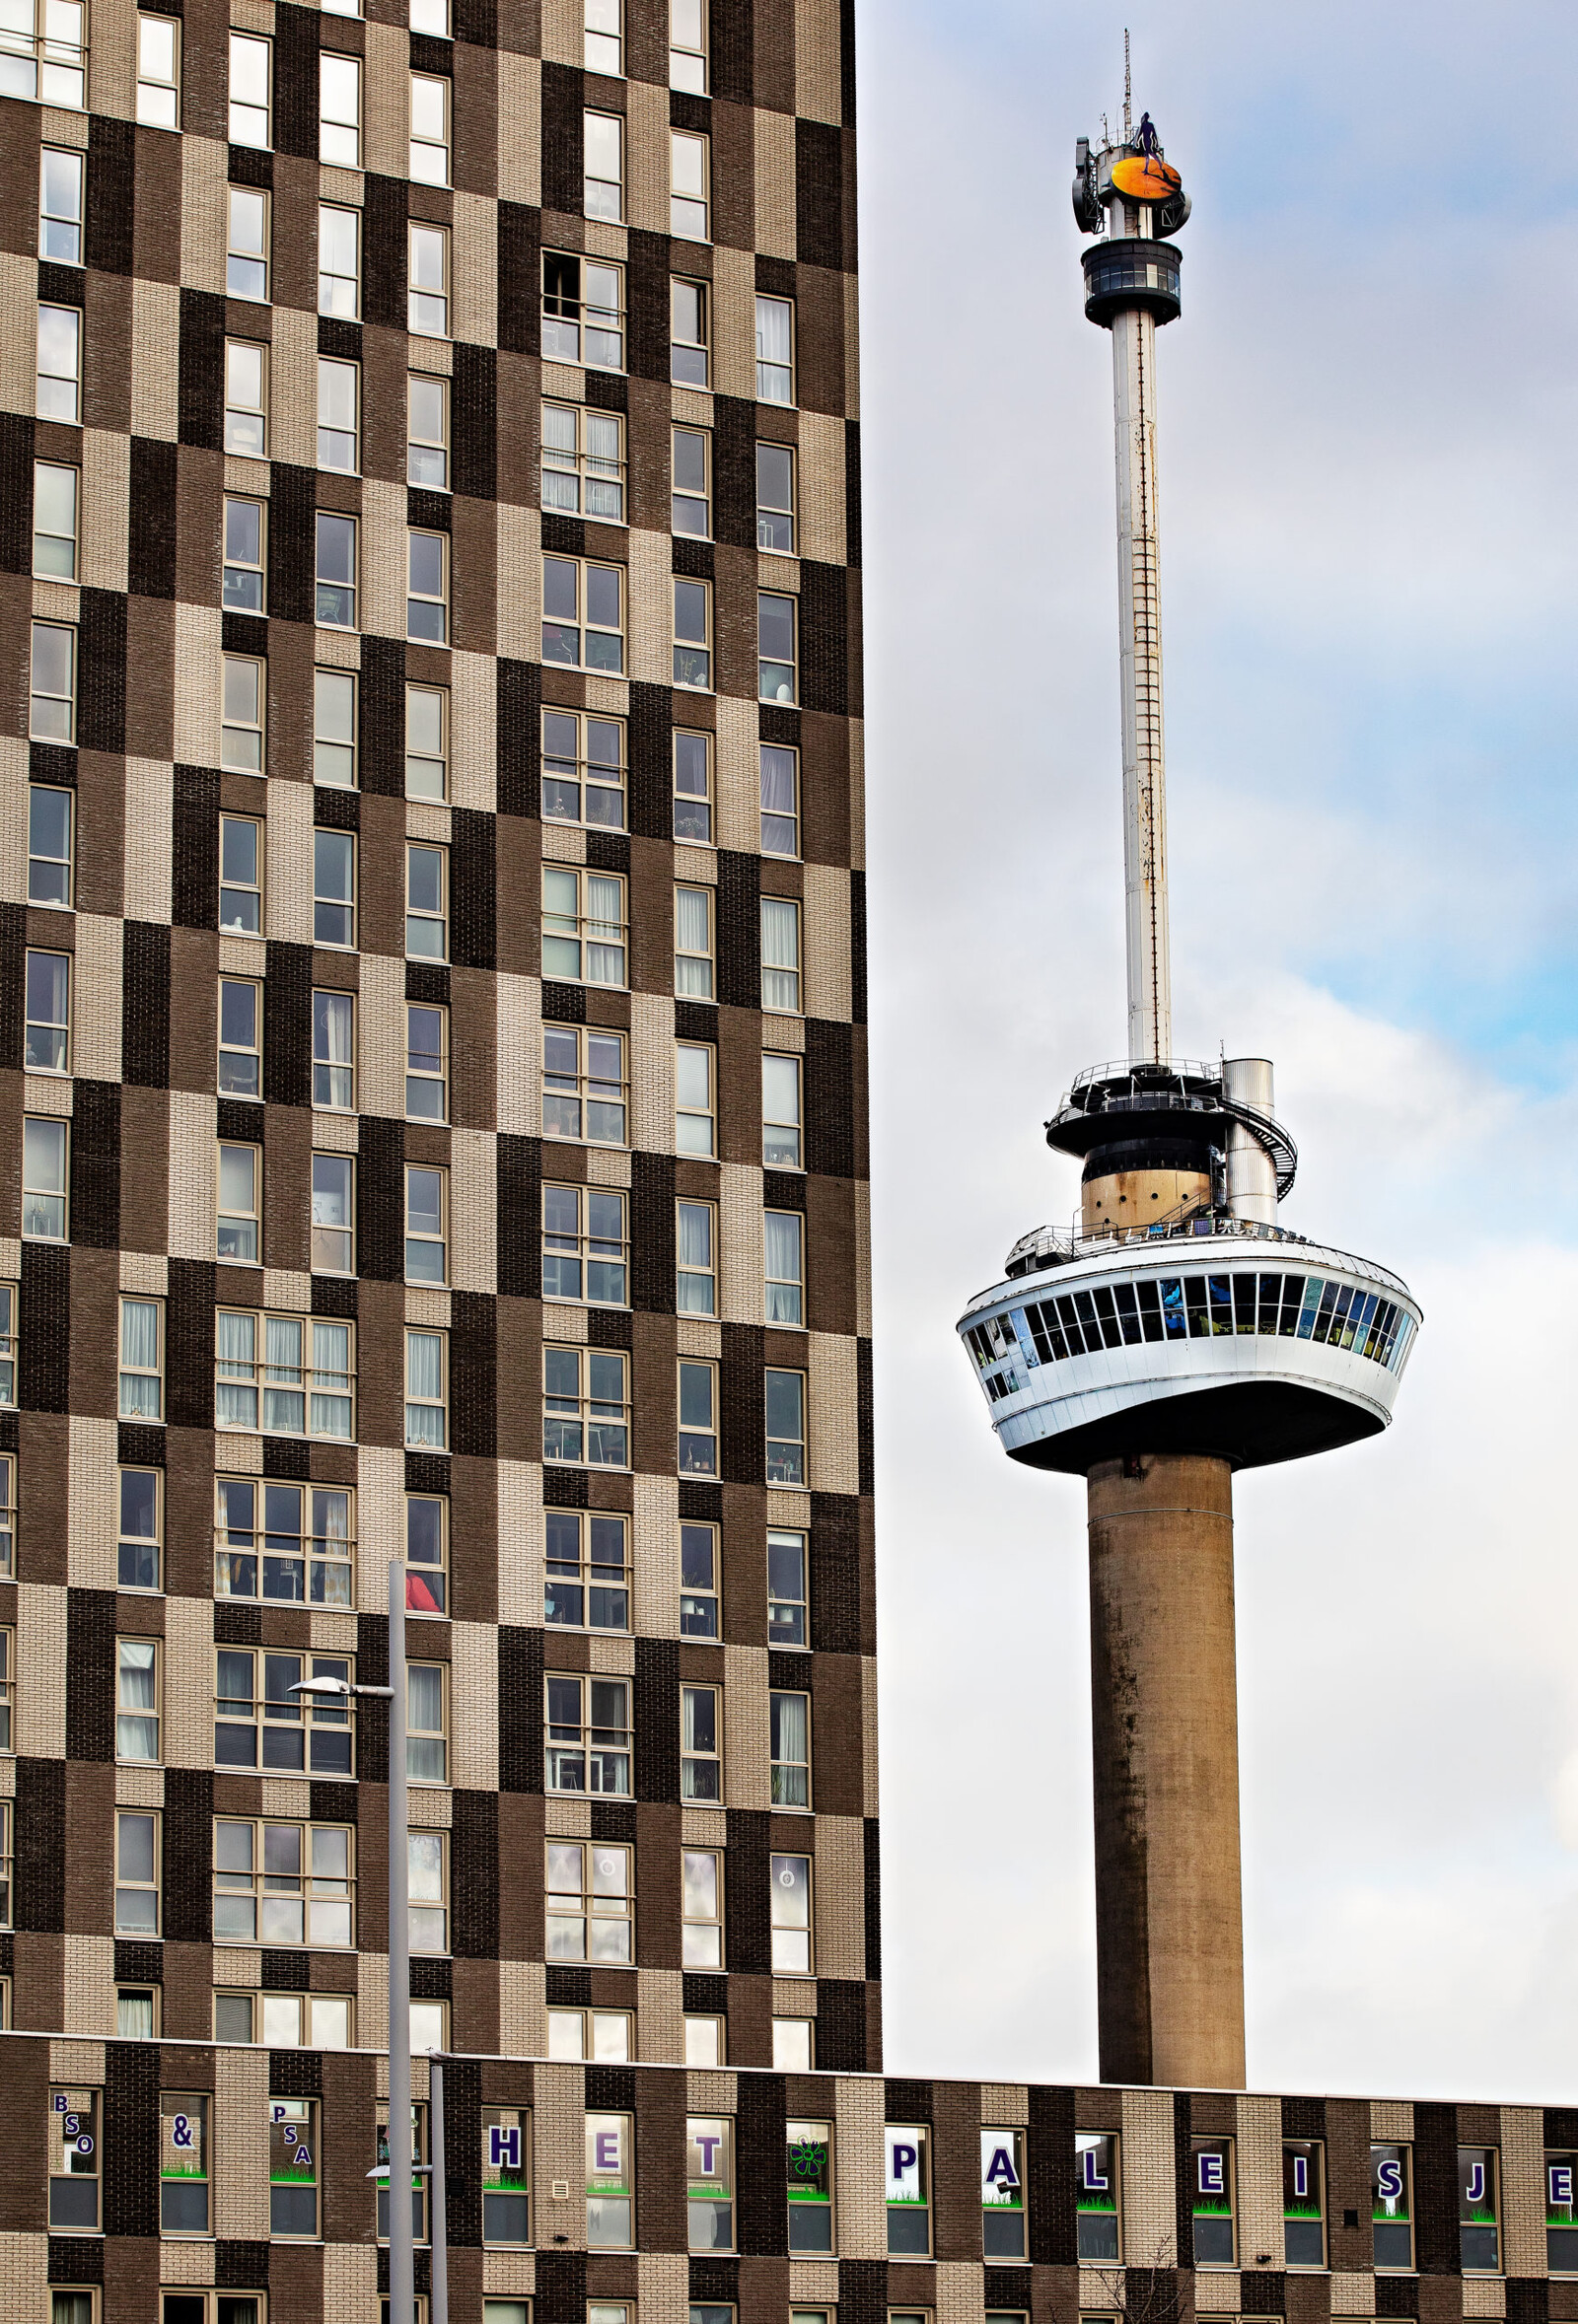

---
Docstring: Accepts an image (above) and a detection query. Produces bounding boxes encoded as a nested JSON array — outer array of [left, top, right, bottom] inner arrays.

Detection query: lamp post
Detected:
[[289, 1557, 412, 2321], [429, 2054, 449, 2324]]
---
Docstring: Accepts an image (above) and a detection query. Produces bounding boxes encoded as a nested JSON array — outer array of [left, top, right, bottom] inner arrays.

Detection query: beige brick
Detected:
[[497, 503, 541, 661], [807, 1330, 858, 1495], [625, 78, 669, 236], [812, 1814, 863, 1978], [363, 477, 408, 640], [937, 2262, 986, 2324], [715, 694, 757, 853], [180, 135, 230, 296], [627, 525, 672, 687], [499, 1955, 545, 2058], [0, 739, 27, 905], [1370, 2099, 1412, 2140], [636, 1967, 684, 2063], [214, 2047, 271, 2238], [0, 2235, 50, 2319], [497, 53, 541, 206], [325, 2245, 381, 2323], [754, 109, 796, 259], [630, 990, 675, 1154], [980, 2082, 1029, 2127], [712, 246, 756, 403], [803, 862, 851, 1021], [160, 2238, 216, 2285], [455, 191, 499, 348], [173, 601, 222, 769], [497, 972, 540, 1135], [167, 1090, 218, 1259], [452, 650, 498, 810], [0, 257, 36, 419], [124, 757, 175, 922], [359, 951, 405, 1120], [88, 0, 135, 118], [535, 2061, 588, 2247], [357, 1444, 403, 1611], [73, 912, 122, 1081], [632, 1469, 680, 1636], [165, 1592, 214, 1769], [1502, 2102, 1544, 2277], [497, 1457, 543, 1627], [718, 1162, 764, 1324], [1329, 2271, 1377, 2312], [15, 1583, 67, 1756], [861, 1655, 879, 1815], [483, 2252, 538, 2297], [269, 302, 318, 471], [1464, 2286, 1506, 2318], [130, 277, 180, 440], [63, 1936, 115, 2037], [1121, 2084, 1179, 2265], [67, 1416, 117, 1590], [833, 2076, 886, 2258], [1236, 2091, 1284, 2270], [364, 23, 409, 178], [639, 2253, 689, 2324], [452, 1619, 500, 1789], [799, 411, 846, 565], [723, 1642, 768, 1809], [453, 1127, 498, 1292], [795, 0, 843, 123], [81, 425, 131, 594]]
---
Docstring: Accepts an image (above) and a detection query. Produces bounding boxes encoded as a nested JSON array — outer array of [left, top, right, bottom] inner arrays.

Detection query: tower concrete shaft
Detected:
[[1087, 1452, 1246, 2089], [1110, 217, 1172, 1067]]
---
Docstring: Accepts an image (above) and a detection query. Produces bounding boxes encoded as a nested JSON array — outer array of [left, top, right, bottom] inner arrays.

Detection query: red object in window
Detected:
[[406, 1570, 444, 1614]]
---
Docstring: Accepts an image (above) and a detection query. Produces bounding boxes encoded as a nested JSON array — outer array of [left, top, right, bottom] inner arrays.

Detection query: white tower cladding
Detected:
[[956, 117, 1421, 2092]]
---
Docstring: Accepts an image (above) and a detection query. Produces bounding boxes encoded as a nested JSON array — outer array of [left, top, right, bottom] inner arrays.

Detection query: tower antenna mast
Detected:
[[1122, 30, 1131, 142]]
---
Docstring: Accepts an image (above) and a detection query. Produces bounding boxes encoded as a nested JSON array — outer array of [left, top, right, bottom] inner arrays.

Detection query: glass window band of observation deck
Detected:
[[965, 1269, 1415, 1402]]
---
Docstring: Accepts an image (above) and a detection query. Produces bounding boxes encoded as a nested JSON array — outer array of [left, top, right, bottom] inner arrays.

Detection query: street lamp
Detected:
[[290, 1559, 413, 2322]]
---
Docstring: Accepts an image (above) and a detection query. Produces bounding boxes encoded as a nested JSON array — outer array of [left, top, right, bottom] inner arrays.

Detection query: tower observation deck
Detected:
[[956, 116, 1421, 2092]]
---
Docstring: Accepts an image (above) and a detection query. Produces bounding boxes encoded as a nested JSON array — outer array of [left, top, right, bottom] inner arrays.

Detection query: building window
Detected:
[[320, 201, 360, 315], [543, 1345, 629, 1466], [409, 220, 450, 335], [671, 128, 708, 238], [762, 895, 802, 1013], [25, 949, 69, 1073], [770, 1688, 810, 1806], [229, 184, 269, 299], [760, 746, 801, 862], [409, 373, 449, 486], [674, 728, 712, 840], [411, 0, 448, 29], [0, 1636, 10, 1752], [681, 1683, 721, 1801], [135, 11, 179, 121], [681, 1846, 723, 1964], [587, 2113, 634, 2248], [577, 0, 621, 67], [672, 423, 710, 536], [545, 1508, 628, 1629], [318, 354, 358, 470], [670, 0, 704, 88], [36, 302, 78, 422], [23, 1116, 69, 1240], [549, 2010, 630, 2064], [316, 510, 357, 627], [407, 682, 448, 798], [542, 250, 624, 369], [118, 1466, 160, 1589], [49, 2088, 102, 2229], [312, 1152, 354, 1273], [215, 1989, 351, 2046], [766, 1367, 806, 1483], [221, 652, 265, 772], [215, 1478, 354, 1605], [30, 618, 75, 739], [584, 108, 622, 218], [679, 1523, 719, 1641], [542, 865, 626, 984], [1283, 2139, 1325, 2268], [406, 841, 448, 958], [675, 882, 714, 998], [774, 2024, 813, 2072], [677, 1199, 715, 1314], [406, 1002, 448, 1118], [1372, 2142, 1413, 2269], [543, 400, 624, 520], [405, 1492, 447, 1615], [115, 1808, 161, 1934], [542, 708, 624, 828], [981, 2128, 1026, 2259], [542, 1184, 627, 1304], [216, 1309, 355, 1440], [217, 976, 260, 1099], [313, 989, 355, 1107], [118, 1986, 158, 2039], [678, 1358, 717, 1475], [0, 1292, 14, 1414], [215, 1649, 353, 1774], [29, 783, 73, 905], [407, 528, 448, 642], [116, 1638, 160, 1762], [409, 1829, 448, 1949], [757, 441, 796, 552], [406, 1660, 447, 1783], [405, 1327, 448, 1448], [483, 2110, 532, 2245], [315, 667, 357, 787], [410, 70, 449, 181], [677, 1040, 715, 1156], [546, 1674, 631, 1795], [38, 149, 84, 260], [1460, 2148, 1499, 2273], [543, 1024, 627, 1145], [1191, 2136, 1235, 2265], [765, 1209, 804, 1325], [546, 1838, 631, 1961], [222, 496, 265, 612], [220, 813, 261, 932], [229, 30, 270, 143], [33, 459, 77, 578], [688, 2118, 733, 2252], [224, 338, 268, 455], [758, 591, 798, 703], [756, 294, 795, 403], [319, 50, 360, 163], [542, 554, 624, 672], [763, 1053, 803, 1167], [404, 1162, 447, 1284], [0, 1797, 10, 1915], [269, 2099, 320, 2237], [1076, 2131, 1120, 2258], [217, 1819, 353, 1945], [160, 2095, 208, 2235], [671, 276, 708, 385], [789, 2121, 833, 2252], [767, 1526, 808, 1646], [673, 576, 712, 689], [886, 2126, 929, 2256], [217, 1140, 261, 1262], [682, 2021, 722, 2069]]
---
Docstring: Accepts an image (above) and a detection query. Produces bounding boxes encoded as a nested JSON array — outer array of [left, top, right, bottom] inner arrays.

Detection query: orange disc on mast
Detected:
[[1111, 152, 1182, 201]]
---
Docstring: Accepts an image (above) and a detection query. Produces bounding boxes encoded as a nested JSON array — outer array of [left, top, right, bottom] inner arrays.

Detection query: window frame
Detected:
[[770, 1686, 811, 1808], [542, 398, 625, 524], [767, 1525, 808, 1648], [686, 2115, 734, 2253], [765, 1366, 807, 1485], [30, 616, 76, 741], [312, 987, 356, 1109], [217, 973, 262, 1101], [544, 1505, 629, 1631], [408, 371, 451, 489], [36, 302, 81, 423], [115, 1806, 161, 1936], [981, 2126, 1027, 2260], [764, 1206, 805, 1326], [541, 551, 626, 674], [541, 862, 627, 987], [28, 781, 73, 907], [229, 29, 271, 145], [788, 2120, 834, 2253], [320, 200, 360, 317], [269, 2096, 322, 2237], [1283, 2136, 1326, 2271], [676, 1038, 716, 1156], [584, 106, 623, 220], [758, 588, 799, 704], [22, 1113, 69, 1241], [38, 148, 85, 262], [670, 127, 709, 240], [214, 1474, 356, 1608], [315, 507, 358, 629], [669, 0, 705, 90], [541, 1180, 629, 1308], [482, 2107, 534, 2245], [224, 336, 268, 456], [542, 1022, 628, 1148], [404, 1160, 448, 1286], [673, 573, 712, 690], [757, 439, 797, 554], [673, 727, 713, 842], [33, 458, 79, 580], [886, 2123, 931, 2258], [680, 1518, 719, 1638], [681, 1680, 722, 1802], [1076, 2130, 1121, 2260], [542, 248, 625, 371], [545, 1671, 633, 1796], [541, 706, 625, 831], [583, 0, 619, 71], [543, 1343, 630, 1468], [409, 220, 451, 336], [314, 666, 357, 788], [311, 1150, 355, 1275], [406, 1000, 449, 1120], [760, 740, 800, 858], [761, 893, 803, 1014], [763, 1051, 803, 1168], [677, 1196, 716, 1316], [678, 1356, 717, 1476], [405, 838, 449, 960], [1190, 2134, 1237, 2268], [220, 812, 262, 934], [545, 1835, 633, 1963], [0, 1287, 14, 1416], [409, 67, 451, 184], [135, 12, 180, 127], [317, 352, 359, 474], [407, 681, 450, 799], [675, 880, 715, 999], [222, 493, 267, 614], [221, 650, 266, 773], [406, 525, 449, 643], [756, 292, 795, 404], [318, 46, 361, 164], [217, 1137, 262, 1265], [214, 1307, 357, 1442], [405, 1489, 449, 1616], [671, 275, 708, 386], [405, 1324, 449, 1449], [116, 1635, 162, 1765], [228, 182, 270, 301], [49, 2085, 103, 2230], [214, 1646, 354, 1777], [25, 945, 70, 1075], [681, 1844, 723, 1965], [118, 1463, 161, 1590]]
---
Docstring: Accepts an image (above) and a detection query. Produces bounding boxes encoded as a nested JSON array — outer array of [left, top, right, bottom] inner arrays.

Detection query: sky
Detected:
[[855, 1, 1578, 2101]]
